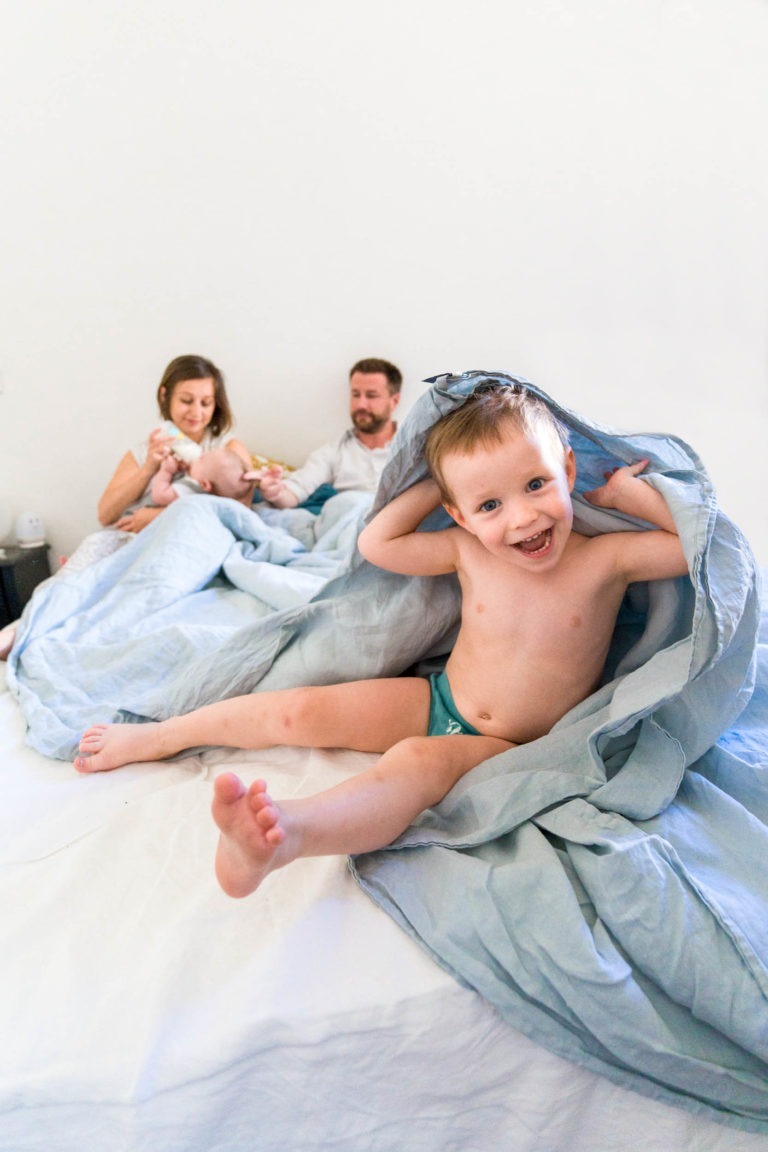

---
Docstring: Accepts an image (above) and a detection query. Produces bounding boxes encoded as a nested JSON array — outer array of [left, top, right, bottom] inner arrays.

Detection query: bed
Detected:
[[2, 372, 767, 1152]]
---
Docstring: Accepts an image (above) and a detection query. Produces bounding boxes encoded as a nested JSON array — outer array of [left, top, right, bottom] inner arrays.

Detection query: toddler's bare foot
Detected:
[[212, 773, 292, 898], [74, 721, 169, 773]]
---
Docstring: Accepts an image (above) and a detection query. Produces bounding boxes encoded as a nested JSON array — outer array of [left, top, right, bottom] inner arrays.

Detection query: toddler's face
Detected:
[[441, 424, 576, 571]]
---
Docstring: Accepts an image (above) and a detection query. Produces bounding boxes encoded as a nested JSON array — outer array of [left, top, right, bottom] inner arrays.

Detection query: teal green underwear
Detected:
[[427, 670, 481, 737]]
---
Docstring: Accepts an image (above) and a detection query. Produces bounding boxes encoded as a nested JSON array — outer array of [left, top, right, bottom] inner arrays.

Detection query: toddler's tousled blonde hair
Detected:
[[425, 384, 570, 505]]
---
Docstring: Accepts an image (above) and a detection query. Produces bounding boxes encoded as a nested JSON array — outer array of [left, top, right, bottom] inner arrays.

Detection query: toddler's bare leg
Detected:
[[75, 678, 432, 773], [212, 732, 514, 897]]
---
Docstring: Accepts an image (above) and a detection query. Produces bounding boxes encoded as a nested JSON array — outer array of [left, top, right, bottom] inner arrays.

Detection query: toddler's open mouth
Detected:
[[515, 528, 552, 556]]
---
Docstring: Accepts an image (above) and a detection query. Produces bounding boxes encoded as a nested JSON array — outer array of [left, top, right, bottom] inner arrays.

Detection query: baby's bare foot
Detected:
[[212, 773, 291, 898], [74, 721, 167, 773]]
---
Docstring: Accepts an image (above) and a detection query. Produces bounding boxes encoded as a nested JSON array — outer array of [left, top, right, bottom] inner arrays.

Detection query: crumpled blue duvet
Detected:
[[9, 369, 768, 1130], [7, 486, 460, 760], [350, 372, 768, 1132]]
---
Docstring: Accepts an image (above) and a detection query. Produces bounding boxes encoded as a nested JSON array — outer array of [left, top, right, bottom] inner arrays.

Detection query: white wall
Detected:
[[1, 0, 766, 562]]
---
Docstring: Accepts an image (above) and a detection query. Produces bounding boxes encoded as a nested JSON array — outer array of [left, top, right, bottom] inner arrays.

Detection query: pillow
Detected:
[[249, 450, 294, 505], [249, 451, 295, 478]]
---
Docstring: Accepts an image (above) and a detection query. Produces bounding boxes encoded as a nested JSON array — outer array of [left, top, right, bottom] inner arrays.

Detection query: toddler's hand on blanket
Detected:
[[583, 459, 678, 536], [583, 460, 650, 511]]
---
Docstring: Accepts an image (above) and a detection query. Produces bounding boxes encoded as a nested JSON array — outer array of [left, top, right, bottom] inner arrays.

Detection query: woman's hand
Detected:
[[114, 507, 163, 533], [145, 428, 175, 472]]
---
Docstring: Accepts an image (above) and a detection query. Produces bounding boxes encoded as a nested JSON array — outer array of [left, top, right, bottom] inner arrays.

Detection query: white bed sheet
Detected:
[[1, 667, 766, 1152]]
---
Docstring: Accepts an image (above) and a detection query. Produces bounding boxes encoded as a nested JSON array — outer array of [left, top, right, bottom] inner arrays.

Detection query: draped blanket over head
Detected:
[[9, 371, 768, 1129]]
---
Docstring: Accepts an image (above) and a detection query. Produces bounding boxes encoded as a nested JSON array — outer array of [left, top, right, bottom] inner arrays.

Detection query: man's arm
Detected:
[[262, 440, 339, 508], [255, 466, 300, 509], [358, 478, 459, 576]]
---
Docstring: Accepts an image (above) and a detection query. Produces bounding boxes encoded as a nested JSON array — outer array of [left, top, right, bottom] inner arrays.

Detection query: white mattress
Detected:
[[1, 668, 766, 1152]]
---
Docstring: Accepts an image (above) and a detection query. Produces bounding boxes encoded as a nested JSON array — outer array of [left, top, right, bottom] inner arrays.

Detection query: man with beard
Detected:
[[257, 358, 402, 508]]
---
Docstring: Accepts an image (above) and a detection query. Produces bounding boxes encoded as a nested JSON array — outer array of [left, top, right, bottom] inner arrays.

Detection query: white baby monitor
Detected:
[[15, 512, 46, 548]]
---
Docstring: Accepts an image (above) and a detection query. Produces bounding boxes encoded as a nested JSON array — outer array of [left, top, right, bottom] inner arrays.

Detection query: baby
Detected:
[[150, 448, 255, 508]]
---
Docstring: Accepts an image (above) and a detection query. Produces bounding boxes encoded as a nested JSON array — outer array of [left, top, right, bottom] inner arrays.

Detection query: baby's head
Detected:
[[425, 384, 571, 506], [189, 448, 253, 503]]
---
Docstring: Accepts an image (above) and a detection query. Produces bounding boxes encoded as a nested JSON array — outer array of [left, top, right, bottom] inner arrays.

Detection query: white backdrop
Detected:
[[1, 0, 766, 562]]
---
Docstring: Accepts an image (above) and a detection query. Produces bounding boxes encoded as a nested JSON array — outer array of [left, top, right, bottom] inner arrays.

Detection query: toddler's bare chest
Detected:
[[463, 576, 618, 653]]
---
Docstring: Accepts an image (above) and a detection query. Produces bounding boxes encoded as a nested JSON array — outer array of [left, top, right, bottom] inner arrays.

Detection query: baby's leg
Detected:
[[0, 621, 18, 661], [75, 678, 432, 773], [212, 732, 514, 897]]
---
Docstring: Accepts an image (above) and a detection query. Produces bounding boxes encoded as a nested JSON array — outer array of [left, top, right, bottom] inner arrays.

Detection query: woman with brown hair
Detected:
[[97, 354, 251, 533]]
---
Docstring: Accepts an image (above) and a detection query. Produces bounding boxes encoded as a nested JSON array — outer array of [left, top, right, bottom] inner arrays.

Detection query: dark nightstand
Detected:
[[0, 544, 52, 626]]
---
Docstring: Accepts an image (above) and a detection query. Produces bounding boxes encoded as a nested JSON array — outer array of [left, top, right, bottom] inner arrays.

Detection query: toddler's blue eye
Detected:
[[528, 478, 545, 492], [479, 499, 500, 513]]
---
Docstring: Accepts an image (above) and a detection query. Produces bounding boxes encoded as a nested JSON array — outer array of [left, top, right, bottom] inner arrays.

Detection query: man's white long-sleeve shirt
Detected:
[[282, 428, 394, 503]]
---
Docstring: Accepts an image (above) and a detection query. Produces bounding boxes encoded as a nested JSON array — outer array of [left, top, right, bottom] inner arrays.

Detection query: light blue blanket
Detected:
[[351, 372, 768, 1132], [9, 370, 768, 1129], [8, 487, 460, 759]]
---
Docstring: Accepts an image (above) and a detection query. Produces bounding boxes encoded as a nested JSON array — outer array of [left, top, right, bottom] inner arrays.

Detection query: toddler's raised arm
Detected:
[[358, 478, 458, 576], [583, 460, 677, 531], [584, 460, 688, 582]]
